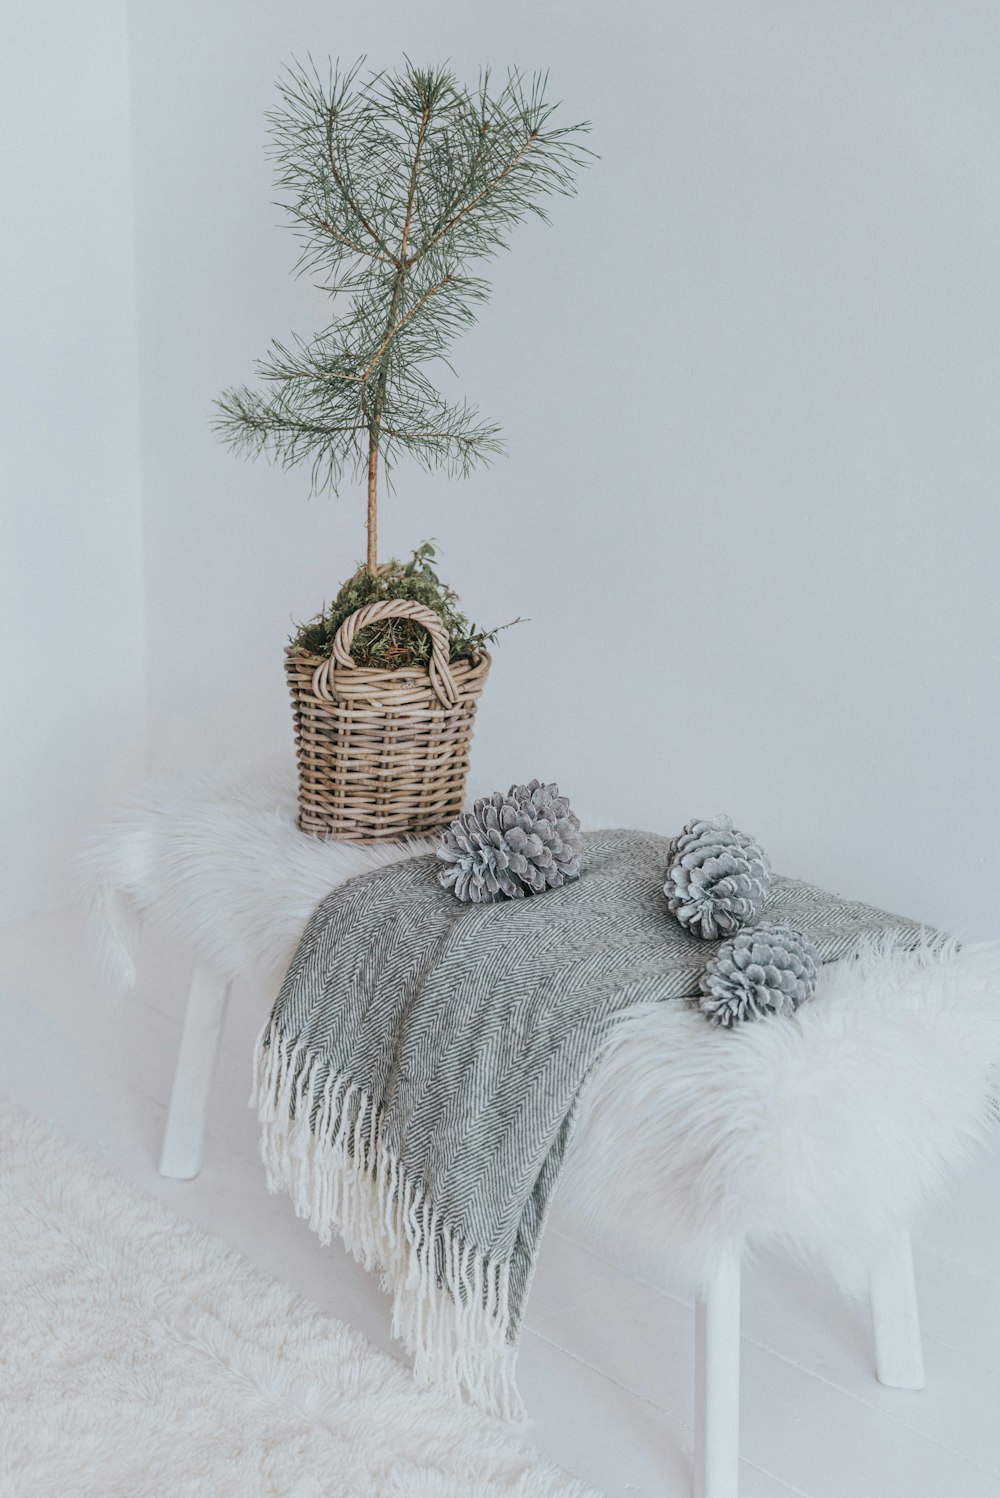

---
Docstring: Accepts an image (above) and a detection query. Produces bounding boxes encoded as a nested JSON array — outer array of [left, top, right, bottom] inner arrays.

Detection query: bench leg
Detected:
[[159, 961, 231, 1180], [869, 1230, 925, 1390], [694, 1247, 741, 1498]]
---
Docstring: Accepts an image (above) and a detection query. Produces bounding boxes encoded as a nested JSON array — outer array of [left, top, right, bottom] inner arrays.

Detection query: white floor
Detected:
[[2, 907, 999, 1498]]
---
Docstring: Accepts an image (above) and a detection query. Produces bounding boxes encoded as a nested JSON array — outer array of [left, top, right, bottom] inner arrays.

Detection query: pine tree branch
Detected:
[[385, 427, 482, 444], [398, 97, 432, 264], [407, 130, 538, 267], [316, 216, 397, 265], [217, 396, 370, 445], [323, 100, 399, 266], [432, 80, 503, 234], [282, 420, 369, 437], [358, 273, 454, 384], [296, 369, 360, 382]]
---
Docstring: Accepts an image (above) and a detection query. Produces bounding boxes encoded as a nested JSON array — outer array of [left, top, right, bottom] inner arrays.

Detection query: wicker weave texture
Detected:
[[285, 600, 490, 842]]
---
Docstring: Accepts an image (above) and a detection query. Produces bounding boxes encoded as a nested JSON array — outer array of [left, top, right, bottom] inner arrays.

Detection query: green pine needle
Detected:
[[289, 541, 523, 667], [213, 58, 593, 498]]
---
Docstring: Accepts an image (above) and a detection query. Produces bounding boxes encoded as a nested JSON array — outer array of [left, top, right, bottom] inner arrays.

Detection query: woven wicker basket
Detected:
[[285, 598, 490, 842]]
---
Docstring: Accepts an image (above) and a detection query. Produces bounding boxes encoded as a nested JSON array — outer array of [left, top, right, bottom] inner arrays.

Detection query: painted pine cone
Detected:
[[664, 814, 771, 940], [437, 780, 584, 903], [699, 923, 819, 1026]]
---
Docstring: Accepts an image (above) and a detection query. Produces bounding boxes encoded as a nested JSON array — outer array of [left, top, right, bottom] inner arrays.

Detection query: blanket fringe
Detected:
[[250, 1019, 524, 1420]]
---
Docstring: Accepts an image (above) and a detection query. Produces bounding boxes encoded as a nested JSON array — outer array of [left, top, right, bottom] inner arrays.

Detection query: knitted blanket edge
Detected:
[[251, 1018, 525, 1420]]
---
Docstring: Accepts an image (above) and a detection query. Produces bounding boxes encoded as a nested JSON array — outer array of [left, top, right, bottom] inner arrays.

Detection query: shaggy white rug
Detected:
[[0, 1095, 597, 1498]]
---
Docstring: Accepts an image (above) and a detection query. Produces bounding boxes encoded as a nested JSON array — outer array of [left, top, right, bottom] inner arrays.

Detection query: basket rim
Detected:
[[285, 644, 491, 682]]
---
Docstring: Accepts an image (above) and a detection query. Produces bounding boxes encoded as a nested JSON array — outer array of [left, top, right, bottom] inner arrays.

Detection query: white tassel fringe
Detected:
[[251, 1019, 524, 1421]]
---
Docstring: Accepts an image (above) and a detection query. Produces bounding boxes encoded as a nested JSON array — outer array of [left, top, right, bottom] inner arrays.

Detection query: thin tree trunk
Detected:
[[366, 429, 379, 572], [362, 97, 430, 578]]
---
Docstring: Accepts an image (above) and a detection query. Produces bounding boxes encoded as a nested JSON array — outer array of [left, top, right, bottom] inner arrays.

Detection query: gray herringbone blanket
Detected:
[[253, 828, 927, 1417]]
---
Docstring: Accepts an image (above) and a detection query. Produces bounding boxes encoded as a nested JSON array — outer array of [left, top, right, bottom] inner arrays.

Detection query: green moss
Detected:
[[289, 542, 519, 668]]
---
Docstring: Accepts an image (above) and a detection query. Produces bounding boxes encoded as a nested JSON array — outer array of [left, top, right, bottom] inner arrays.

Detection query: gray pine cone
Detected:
[[699, 923, 819, 1026], [437, 780, 584, 903], [665, 814, 771, 939]]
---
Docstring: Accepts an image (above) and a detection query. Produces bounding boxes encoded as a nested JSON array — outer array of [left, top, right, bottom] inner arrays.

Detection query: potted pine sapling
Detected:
[[214, 59, 590, 840]]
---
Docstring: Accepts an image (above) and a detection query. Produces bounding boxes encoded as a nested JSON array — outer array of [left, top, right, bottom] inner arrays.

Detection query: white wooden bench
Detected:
[[87, 765, 1000, 1498]]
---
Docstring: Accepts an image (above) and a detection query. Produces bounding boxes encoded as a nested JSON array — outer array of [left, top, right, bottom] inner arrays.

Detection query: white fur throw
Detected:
[[83, 763, 1000, 1300]]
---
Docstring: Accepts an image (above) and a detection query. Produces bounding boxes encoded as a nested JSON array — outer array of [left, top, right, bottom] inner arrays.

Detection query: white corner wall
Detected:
[[126, 0, 1000, 938], [0, 0, 146, 918], [8, 2, 997, 936]]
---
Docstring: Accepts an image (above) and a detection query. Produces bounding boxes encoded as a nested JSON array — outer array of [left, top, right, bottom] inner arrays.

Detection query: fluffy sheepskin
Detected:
[[81, 761, 436, 992], [82, 763, 1000, 1300], [559, 936, 1000, 1295], [0, 1095, 596, 1498]]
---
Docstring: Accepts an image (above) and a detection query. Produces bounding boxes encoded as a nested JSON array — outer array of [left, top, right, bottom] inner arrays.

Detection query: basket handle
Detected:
[[311, 599, 460, 708]]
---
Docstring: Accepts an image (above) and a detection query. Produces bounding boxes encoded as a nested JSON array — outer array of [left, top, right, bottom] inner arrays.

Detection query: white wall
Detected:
[[0, 0, 146, 918], [111, 2, 1000, 938]]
